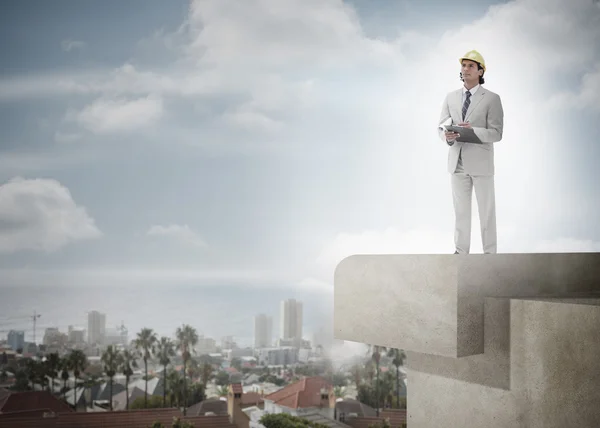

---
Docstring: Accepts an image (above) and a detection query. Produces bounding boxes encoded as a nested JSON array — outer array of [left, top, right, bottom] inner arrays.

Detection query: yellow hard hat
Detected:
[[459, 50, 486, 71]]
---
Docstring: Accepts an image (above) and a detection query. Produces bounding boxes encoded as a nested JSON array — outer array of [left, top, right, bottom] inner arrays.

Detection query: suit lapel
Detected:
[[464, 87, 485, 121]]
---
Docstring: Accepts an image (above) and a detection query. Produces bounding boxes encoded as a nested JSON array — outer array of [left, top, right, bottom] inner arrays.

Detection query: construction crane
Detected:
[[118, 321, 128, 345], [31, 311, 41, 345]]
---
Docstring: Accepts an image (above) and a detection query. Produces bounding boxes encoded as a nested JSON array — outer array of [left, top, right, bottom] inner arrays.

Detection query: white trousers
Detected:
[[451, 171, 497, 254]]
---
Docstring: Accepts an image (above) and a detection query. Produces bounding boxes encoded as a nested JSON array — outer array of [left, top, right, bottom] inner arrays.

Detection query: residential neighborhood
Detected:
[[0, 300, 407, 427]]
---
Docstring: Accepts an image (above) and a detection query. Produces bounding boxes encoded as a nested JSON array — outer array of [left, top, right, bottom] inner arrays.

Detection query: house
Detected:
[[0, 389, 73, 416], [262, 376, 335, 418], [0, 383, 252, 428], [245, 376, 343, 427]]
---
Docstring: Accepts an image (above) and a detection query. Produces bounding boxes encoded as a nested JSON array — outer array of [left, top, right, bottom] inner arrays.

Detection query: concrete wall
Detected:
[[334, 253, 600, 427]]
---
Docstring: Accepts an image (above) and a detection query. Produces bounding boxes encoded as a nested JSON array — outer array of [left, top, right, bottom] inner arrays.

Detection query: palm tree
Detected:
[[200, 362, 213, 387], [333, 385, 346, 398], [351, 364, 362, 393], [167, 369, 184, 407], [119, 349, 139, 410], [60, 357, 70, 401], [387, 348, 406, 408], [368, 345, 386, 417], [175, 324, 199, 415], [101, 345, 121, 411], [156, 337, 176, 407], [133, 327, 157, 408], [25, 359, 41, 390], [217, 385, 229, 397], [69, 350, 88, 409], [45, 353, 61, 395]]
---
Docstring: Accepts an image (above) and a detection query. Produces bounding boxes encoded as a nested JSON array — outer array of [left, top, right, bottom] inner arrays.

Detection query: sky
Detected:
[[1, 0, 599, 345]]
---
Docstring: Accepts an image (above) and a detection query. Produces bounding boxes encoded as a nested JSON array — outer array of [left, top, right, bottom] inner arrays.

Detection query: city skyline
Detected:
[[0, 291, 329, 350]]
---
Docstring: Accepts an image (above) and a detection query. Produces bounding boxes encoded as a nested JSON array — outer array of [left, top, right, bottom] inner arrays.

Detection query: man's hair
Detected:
[[459, 62, 485, 84]]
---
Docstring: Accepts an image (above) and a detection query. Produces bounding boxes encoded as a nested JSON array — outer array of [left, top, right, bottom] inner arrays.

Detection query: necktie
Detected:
[[462, 90, 471, 121]]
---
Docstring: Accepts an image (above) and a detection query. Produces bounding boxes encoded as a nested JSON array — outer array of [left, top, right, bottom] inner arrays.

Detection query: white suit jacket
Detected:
[[438, 86, 504, 176]]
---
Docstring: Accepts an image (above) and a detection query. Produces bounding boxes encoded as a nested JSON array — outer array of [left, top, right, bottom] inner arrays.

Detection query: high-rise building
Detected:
[[7, 330, 25, 352], [280, 299, 303, 342], [254, 314, 272, 348], [87, 311, 106, 345], [68, 325, 85, 344]]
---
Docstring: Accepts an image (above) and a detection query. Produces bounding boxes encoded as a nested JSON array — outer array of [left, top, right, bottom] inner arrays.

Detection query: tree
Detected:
[[60, 357, 70, 400], [101, 345, 121, 411], [214, 371, 230, 386], [156, 337, 176, 407], [368, 345, 386, 416], [368, 420, 392, 428], [69, 350, 88, 408], [175, 324, 199, 416], [120, 349, 139, 410], [200, 362, 213, 387], [131, 395, 164, 409], [44, 352, 61, 395], [133, 327, 158, 408], [260, 413, 329, 427], [386, 348, 406, 409]]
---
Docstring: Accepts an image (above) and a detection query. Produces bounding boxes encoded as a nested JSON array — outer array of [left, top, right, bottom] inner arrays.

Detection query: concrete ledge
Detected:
[[333, 253, 600, 358]]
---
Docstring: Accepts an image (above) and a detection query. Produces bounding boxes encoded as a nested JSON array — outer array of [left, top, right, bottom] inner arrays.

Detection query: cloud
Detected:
[[66, 95, 164, 134], [0, 266, 302, 288], [61, 39, 86, 52], [0, 177, 102, 253], [147, 224, 207, 247], [53, 131, 83, 144]]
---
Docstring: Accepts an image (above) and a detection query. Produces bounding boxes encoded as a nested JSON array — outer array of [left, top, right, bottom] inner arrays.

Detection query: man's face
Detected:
[[461, 59, 482, 82]]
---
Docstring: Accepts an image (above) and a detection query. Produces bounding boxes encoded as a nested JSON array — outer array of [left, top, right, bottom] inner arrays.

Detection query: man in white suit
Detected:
[[438, 50, 504, 254]]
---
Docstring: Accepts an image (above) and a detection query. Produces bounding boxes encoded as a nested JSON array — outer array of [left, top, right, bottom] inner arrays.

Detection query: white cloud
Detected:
[[61, 39, 86, 52], [0, 177, 102, 253], [67, 95, 163, 134], [147, 224, 207, 248]]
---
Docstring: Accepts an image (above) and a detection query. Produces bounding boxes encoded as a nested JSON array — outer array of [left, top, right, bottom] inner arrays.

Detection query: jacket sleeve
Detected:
[[438, 94, 454, 145], [472, 93, 504, 143]]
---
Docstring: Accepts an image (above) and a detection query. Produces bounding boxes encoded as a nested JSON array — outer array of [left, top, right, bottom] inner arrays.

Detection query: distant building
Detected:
[[255, 346, 298, 366], [280, 299, 303, 343], [276, 338, 311, 349], [43, 328, 67, 348], [68, 325, 85, 344], [224, 348, 254, 360], [104, 327, 127, 346], [7, 330, 25, 352], [87, 311, 106, 345], [221, 336, 237, 350], [254, 314, 272, 349], [196, 336, 217, 355]]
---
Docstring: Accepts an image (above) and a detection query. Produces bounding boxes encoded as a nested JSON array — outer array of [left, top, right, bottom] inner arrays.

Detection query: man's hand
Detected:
[[457, 122, 472, 128], [445, 130, 459, 141]]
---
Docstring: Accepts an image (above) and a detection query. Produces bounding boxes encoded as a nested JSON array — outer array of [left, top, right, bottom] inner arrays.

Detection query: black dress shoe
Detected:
[[454, 251, 459, 254]]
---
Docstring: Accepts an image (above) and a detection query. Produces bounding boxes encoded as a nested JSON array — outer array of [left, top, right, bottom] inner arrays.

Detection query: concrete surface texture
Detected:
[[333, 253, 600, 428]]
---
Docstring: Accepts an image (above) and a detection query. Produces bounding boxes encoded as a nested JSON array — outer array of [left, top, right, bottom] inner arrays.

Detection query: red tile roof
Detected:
[[230, 383, 243, 394], [345, 409, 407, 428], [0, 391, 73, 414], [264, 376, 331, 409], [241, 391, 263, 406], [0, 408, 237, 428]]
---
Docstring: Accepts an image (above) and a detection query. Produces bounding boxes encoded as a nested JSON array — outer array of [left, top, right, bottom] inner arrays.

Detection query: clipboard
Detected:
[[445, 125, 482, 144]]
